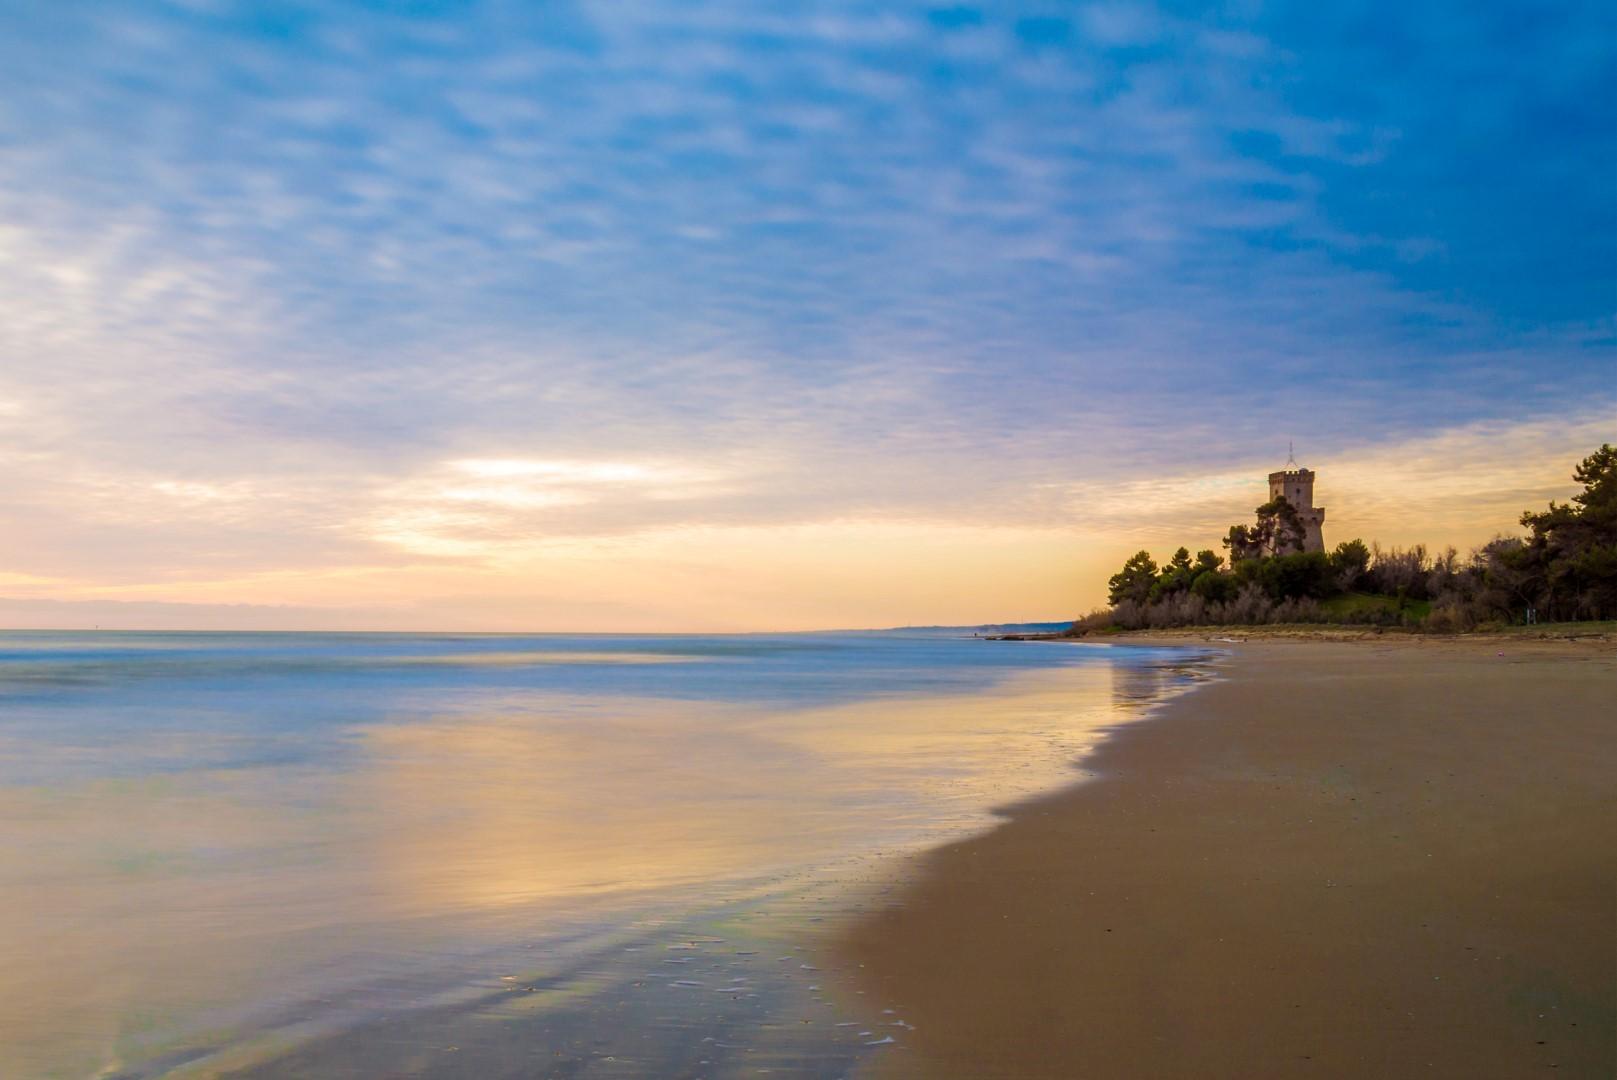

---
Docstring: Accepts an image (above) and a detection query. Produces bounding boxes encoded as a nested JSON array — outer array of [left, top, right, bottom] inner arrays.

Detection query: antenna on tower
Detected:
[[1286, 440, 1297, 469]]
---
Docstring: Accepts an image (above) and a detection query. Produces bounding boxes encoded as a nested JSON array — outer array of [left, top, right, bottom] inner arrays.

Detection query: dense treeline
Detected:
[[1074, 444, 1616, 632]]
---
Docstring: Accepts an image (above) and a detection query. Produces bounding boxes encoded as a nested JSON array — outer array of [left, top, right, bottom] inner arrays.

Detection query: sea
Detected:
[[0, 629, 1211, 1079]]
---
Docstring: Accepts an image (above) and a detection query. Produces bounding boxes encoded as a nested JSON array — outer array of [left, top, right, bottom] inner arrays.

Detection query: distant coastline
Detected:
[[987, 619, 1617, 643], [1065, 444, 1615, 636]]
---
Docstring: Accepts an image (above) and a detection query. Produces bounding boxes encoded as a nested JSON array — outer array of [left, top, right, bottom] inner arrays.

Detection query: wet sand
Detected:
[[840, 639, 1617, 1078], [0, 632, 1202, 1078]]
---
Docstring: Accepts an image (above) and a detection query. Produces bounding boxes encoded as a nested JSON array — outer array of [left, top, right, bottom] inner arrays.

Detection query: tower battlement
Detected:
[[1268, 467, 1316, 508]]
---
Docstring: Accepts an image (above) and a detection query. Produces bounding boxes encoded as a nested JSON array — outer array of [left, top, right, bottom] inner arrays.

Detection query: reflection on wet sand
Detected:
[[355, 667, 1135, 918], [0, 635, 1209, 1078]]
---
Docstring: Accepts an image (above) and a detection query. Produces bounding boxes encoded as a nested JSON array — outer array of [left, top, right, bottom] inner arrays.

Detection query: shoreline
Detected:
[[991, 621, 1617, 644], [837, 636, 1616, 1078], [32, 638, 1207, 1079], [207, 654, 1216, 1079]]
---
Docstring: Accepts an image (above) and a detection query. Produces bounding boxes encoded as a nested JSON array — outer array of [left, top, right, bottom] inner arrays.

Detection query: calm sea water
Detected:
[[0, 630, 1208, 1079]]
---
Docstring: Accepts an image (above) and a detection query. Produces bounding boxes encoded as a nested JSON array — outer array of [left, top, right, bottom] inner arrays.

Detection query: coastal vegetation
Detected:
[[1076, 444, 1617, 633]]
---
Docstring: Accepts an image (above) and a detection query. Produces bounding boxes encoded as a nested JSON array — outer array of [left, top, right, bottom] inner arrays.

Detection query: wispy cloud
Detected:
[[0, 1, 1610, 627]]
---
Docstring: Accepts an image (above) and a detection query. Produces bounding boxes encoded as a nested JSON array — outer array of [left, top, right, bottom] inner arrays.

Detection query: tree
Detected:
[[1572, 443, 1617, 514], [1149, 547, 1199, 601], [1107, 550, 1159, 606], [1223, 496, 1307, 561], [1521, 444, 1616, 544], [1478, 537, 1543, 617], [1329, 539, 1370, 589], [1255, 551, 1335, 601], [1256, 497, 1309, 556], [1365, 543, 1430, 599], [1223, 524, 1261, 562], [1194, 549, 1223, 574], [1512, 443, 1617, 619], [1191, 569, 1237, 603], [1562, 544, 1617, 619]]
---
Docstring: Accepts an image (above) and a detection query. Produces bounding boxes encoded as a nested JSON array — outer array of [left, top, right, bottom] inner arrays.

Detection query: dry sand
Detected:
[[839, 638, 1616, 1078]]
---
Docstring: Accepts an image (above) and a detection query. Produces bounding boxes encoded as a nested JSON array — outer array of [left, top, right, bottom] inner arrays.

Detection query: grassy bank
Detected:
[[1319, 590, 1431, 622]]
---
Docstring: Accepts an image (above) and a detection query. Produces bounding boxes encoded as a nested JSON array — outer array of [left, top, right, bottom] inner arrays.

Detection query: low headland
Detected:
[[990, 620, 1617, 643], [834, 445, 1615, 1077], [1065, 444, 1616, 636]]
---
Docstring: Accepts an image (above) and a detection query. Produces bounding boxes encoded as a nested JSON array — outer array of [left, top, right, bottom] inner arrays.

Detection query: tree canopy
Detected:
[[1107, 550, 1159, 606], [1498, 443, 1617, 620], [1224, 496, 1307, 561], [1083, 446, 1617, 631]]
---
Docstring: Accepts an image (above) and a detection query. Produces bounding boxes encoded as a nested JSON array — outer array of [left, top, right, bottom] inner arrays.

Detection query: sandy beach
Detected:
[[839, 638, 1617, 1078]]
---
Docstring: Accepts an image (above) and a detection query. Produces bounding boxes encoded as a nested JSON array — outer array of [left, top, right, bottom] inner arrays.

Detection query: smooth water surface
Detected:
[[0, 630, 1207, 1078]]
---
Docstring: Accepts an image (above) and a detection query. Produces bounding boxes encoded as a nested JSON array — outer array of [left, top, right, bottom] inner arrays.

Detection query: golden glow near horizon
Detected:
[[1, 2, 1612, 634], [0, 411, 1610, 631]]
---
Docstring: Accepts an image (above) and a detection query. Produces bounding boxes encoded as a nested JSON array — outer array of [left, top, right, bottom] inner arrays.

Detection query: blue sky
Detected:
[[0, 1, 1612, 628]]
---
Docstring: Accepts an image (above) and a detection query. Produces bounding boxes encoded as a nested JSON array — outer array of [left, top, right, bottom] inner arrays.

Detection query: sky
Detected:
[[0, 0, 1613, 631]]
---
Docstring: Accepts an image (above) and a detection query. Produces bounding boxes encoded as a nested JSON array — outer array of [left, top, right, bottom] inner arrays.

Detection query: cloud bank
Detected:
[[0, 1, 1611, 628]]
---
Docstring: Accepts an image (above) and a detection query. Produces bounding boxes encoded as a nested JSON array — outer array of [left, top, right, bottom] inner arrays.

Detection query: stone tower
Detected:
[[1266, 461, 1326, 554]]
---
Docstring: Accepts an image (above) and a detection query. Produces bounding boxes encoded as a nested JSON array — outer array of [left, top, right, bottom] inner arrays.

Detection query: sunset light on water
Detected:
[[1, 2, 1611, 1076]]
